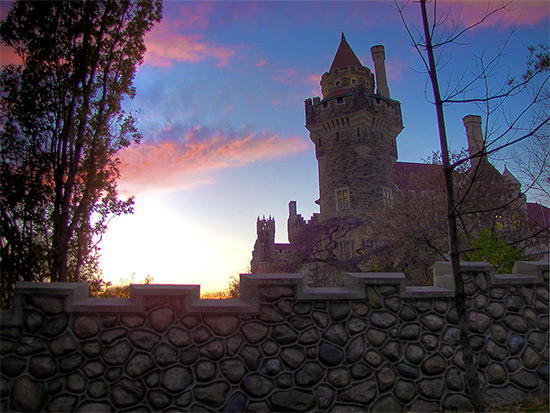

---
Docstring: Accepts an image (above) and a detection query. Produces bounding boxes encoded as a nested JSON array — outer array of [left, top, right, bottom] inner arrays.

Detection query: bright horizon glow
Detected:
[[86, 1, 549, 292]]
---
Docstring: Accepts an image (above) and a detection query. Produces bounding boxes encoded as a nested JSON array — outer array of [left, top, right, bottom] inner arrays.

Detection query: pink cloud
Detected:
[[385, 56, 405, 82], [176, 2, 214, 30], [118, 128, 309, 194], [0, 44, 22, 65], [144, 19, 238, 67], [442, 1, 548, 28], [256, 59, 267, 67]]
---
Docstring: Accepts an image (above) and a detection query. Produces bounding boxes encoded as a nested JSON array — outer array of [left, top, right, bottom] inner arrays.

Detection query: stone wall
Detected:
[[1, 261, 548, 412]]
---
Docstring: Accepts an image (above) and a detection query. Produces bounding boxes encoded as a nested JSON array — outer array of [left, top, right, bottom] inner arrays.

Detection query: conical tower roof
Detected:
[[329, 33, 363, 72]]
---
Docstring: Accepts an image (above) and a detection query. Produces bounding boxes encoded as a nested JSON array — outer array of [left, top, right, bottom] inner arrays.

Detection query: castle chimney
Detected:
[[463, 115, 485, 161], [371, 45, 390, 99]]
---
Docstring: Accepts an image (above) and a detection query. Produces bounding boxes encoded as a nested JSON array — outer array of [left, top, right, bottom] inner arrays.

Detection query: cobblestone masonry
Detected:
[[1, 261, 548, 412]]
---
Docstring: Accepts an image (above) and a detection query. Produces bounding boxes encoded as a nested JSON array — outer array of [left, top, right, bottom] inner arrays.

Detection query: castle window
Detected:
[[336, 97, 344, 104], [335, 81, 340, 87], [322, 102, 328, 109], [339, 240, 355, 260], [336, 187, 350, 210], [383, 188, 393, 208], [351, 78, 357, 84]]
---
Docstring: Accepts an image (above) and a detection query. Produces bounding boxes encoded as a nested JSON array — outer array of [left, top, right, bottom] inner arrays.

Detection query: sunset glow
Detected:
[[92, 1, 548, 293]]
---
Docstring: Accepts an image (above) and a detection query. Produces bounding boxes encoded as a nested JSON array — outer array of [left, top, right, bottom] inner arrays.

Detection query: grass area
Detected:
[[488, 397, 549, 412]]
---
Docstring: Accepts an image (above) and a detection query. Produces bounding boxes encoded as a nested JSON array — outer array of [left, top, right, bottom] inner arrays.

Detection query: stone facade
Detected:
[[1, 261, 548, 412]]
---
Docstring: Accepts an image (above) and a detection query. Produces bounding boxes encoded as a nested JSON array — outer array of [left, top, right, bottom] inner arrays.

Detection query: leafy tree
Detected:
[[1, 1, 162, 307], [394, 0, 549, 410], [467, 229, 525, 274]]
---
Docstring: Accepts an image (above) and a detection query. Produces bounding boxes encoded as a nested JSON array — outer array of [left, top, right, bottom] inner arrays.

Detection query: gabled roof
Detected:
[[329, 33, 363, 72], [527, 202, 549, 229], [393, 161, 442, 190]]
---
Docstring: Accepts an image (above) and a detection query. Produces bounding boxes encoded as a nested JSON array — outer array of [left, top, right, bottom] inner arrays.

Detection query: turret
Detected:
[[371, 45, 390, 99], [463, 115, 485, 161], [305, 34, 403, 220]]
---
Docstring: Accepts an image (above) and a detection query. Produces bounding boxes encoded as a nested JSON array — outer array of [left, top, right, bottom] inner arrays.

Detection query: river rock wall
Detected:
[[0, 261, 548, 412]]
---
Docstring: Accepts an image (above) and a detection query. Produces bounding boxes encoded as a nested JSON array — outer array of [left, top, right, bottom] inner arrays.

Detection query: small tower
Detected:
[[305, 34, 404, 220], [251, 216, 276, 273]]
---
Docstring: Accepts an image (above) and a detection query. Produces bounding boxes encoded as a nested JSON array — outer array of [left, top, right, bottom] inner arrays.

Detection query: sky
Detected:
[[2, 1, 549, 293]]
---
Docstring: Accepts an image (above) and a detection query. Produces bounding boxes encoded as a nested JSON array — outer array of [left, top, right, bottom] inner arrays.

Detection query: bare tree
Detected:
[[393, 0, 549, 411]]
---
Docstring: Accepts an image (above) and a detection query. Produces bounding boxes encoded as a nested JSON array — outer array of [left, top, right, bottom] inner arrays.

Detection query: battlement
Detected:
[[1, 261, 548, 411]]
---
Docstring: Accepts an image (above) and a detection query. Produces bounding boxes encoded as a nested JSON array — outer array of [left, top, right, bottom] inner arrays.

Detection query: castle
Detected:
[[251, 34, 547, 275]]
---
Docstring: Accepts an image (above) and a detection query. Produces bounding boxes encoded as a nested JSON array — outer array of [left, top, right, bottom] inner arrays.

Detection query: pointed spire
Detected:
[[329, 32, 363, 72]]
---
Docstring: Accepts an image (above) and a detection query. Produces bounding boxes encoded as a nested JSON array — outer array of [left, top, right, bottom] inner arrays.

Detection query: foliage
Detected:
[[91, 273, 154, 298], [488, 397, 549, 413], [200, 274, 241, 299], [466, 229, 525, 274], [0, 1, 162, 307]]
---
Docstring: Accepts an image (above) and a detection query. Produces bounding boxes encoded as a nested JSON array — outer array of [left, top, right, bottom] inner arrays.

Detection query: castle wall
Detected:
[[1, 261, 548, 412]]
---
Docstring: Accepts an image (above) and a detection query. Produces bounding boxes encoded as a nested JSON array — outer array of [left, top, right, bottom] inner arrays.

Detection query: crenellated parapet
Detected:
[[1, 261, 548, 412]]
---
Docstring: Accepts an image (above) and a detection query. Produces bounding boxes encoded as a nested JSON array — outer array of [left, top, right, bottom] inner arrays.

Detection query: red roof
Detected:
[[527, 202, 550, 229], [329, 33, 363, 72], [393, 161, 442, 190]]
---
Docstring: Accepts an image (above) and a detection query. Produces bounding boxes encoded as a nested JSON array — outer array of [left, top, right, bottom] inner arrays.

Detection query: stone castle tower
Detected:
[[251, 216, 275, 273], [304, 33, 404, 220]]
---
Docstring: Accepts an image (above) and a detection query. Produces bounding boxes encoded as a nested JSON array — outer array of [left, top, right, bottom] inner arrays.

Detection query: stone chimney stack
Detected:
[[371, 45, 390, 99], [463, 115, 485, 160]]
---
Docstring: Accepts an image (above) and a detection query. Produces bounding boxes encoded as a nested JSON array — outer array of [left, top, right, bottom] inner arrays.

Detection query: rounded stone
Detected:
[[329, 302, 350, 320], [149, 307, 175, 333], [508, 334, 526, 355], [73, 316, 100, 339], [417, 378, 444, 399], [312, 311, 329, 328], [365, 350, 383, 367], [328, 367, 350, 388], [294, 302, 313, 315], [221, 359, 246, 383], [421, 334, 438, 350], [486, 302, 505, 318], [395, 380, 415, 403], [276, 373, 294, 388], [396, 363, 419, 379], [120, 315, 145, 328], [148, 389, 171, 410], [50, 333, 78, 356], [81, 340, 102, 358], [204, 316, 240, 336], [399, 304, 417, 321], [239, 345, 262, 370], [404, 343, 424, 364], [399, 323, 421, 340], [242, 373, 274, 397], [422, 354, 446, 375], [82, 360, 105, 379], [380, 341, 401, 362], [528, 331, 547, 352], [153, 342, 178, 366], [370, 311, 397, 329], [443, 394, 473, 411], [11, 376, 45, 412], [270, 389, 316, 412], [315, 384, 335, 409], [346, 336, 365, 363], [347, 317, 366, 334], [25, 311, 45, 334], [339, 380, 377, 404], [468, 311, 491, 334], [522, 345, 541, 369], [104, 341, 132, 365], [350, 363, 372, 379], [487, 339, 508, 361], [366, 329, 387, 347], [272, 324, 298, 344], [162, 366, 193, 392], [372, 395, 402, 413], [319, 342, 344, 366], [194, 382, 230, 408], [180, 345, 199, 365], [126, 353, 154, 377], [47, 395, 78, 412], [289, 316, 313, 329], [299, 327, 319, 344], [28, 295, 64, 315], [67, 372, 86, 392], [111, 378, 145, 407], [487, 362, 507, 384], [29, 355, 56, 379], [491, 324, 508, 344], [199, 338, 225, 360], [445, 367, 463, 391], [241, 322, 269, 343], [262, 358, 282, 376], [128, 330, 160, 351], [261, 339, 279, 356], [195, 360, 217, 381], [225, 393, 246, 413], [166, 327, 191, 347], [420, 314, 444, 331], [510, 370, 540, 389], [376, 365, 395, 390], [260, 305, 285, 323], [323, 324, 348, 345], [59, 354, 83, 372], [295, 362, 325, 387], [503, 314, 529, 333], [505, 295, 523, 312], [99, 328, 126, 345], [88, 380, 108, 398]]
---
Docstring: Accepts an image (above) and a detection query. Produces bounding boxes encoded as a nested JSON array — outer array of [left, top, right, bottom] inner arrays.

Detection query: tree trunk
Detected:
[[419, 0, 484, 411]]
